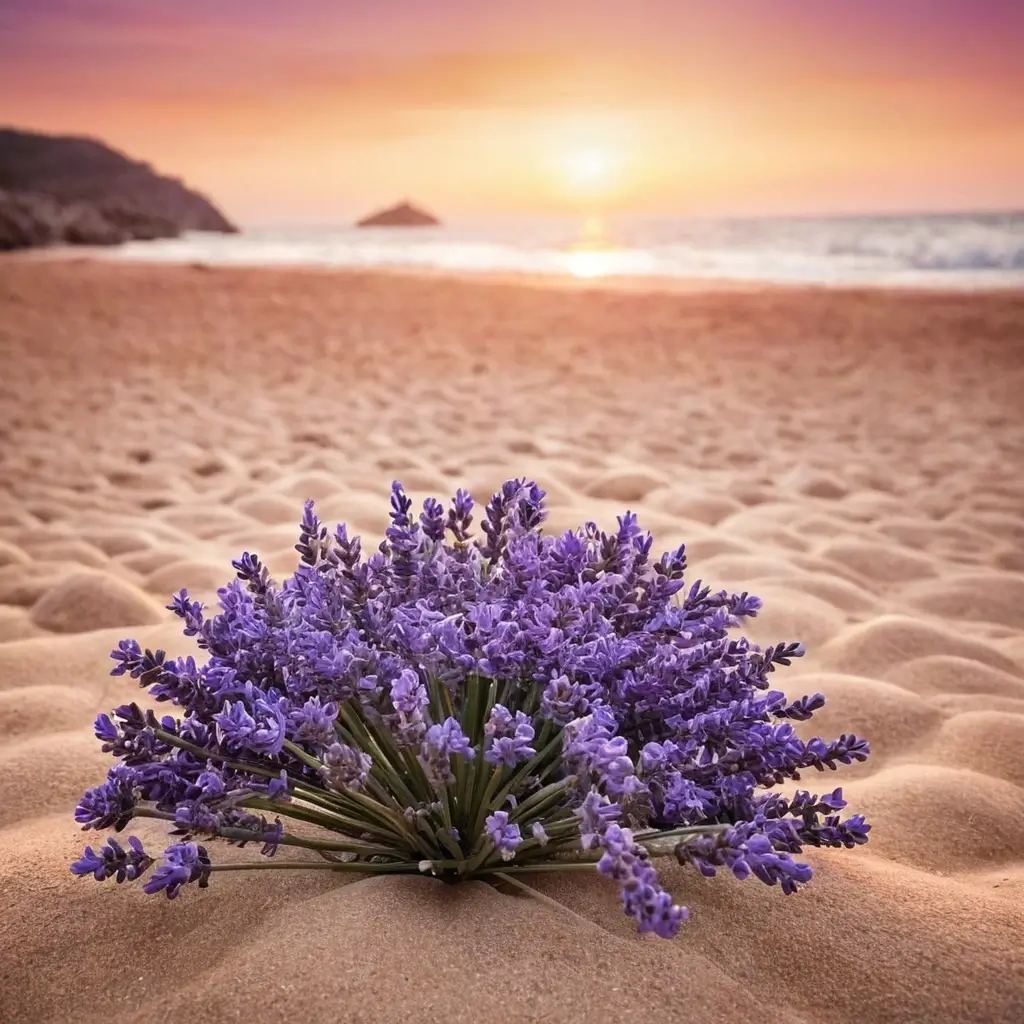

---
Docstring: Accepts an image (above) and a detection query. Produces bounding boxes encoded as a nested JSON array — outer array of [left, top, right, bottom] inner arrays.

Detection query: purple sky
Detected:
[[2, 1, 1022, 222]]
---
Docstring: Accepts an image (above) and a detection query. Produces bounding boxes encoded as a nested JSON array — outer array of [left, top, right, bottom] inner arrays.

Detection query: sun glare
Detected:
[[563, 148, 617, 194]]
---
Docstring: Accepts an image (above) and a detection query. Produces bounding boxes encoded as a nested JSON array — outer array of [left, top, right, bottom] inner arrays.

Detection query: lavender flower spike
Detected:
[[71, 836, 152, 883], [143, 842, 212, 899], [485, 812, 523, 861]]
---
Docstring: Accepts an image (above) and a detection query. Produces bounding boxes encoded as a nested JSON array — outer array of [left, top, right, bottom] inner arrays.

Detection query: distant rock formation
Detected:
[[0, 127, 237, 251], [0, 189, 180, 250], [356, 201, 439, 228]]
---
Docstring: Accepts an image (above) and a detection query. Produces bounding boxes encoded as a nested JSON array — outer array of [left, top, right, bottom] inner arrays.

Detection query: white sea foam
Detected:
[[98, 211, 1024, 289]]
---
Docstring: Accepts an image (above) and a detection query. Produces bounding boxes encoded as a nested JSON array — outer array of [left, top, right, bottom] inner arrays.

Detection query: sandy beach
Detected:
[[1, 259, 1023, 1024]]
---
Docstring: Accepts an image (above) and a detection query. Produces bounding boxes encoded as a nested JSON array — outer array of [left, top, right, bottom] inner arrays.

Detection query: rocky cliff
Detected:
[[0, 128, 236, 250]]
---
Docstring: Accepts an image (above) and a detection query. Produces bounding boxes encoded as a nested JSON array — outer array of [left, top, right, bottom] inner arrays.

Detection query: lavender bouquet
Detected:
[[72, 480, 869, 938]]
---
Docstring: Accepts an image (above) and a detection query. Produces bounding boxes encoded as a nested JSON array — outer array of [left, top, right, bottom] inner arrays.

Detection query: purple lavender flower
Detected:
[[108, 638, 147, 678], [214, 698, 287, 756], [287, 695, 339, 747], [420, 717, 474, 785], [296, 499, 330, 568], [321, 741, 372, 792], [168, 589, 205, 636], [540, 674, 589, 725], [574, 789, 621, 850], [775, 692, 827, 722], [563, 709, 641, 798], [143, 842, 212, 899], [676, 822, 816, 895], [803, 734, 872, 771], [598, 824, 687, 938], [420, 497, 446, 543], [484, 703, 515, 738], [259, 818, 284, 856], [75, 766, 136, 831], [241, 769, 291, 803], [484, 704, 536, 768], [388, 668, 430, 743], [93, 703, 173, 764], [479, 479, 544, 563], [386, 481, 421, 578], [74, 479, 869, 936], [212, 700, 257, 747], [446, 488, 474, 544], [485, 811, 522, 861], [326, 517, 358, 562], [71, 836, 152, 883], [390, 669, 428, 716], [266, 772, 291, 800]]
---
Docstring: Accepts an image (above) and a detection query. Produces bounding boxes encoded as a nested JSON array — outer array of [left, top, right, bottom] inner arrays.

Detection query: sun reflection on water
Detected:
[[558, 216, 642, 278], [560, 248, 625, 278]]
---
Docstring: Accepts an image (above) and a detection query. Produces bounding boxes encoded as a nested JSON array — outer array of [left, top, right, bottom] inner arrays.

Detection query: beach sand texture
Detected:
[[1, 261, 1023, 1024]]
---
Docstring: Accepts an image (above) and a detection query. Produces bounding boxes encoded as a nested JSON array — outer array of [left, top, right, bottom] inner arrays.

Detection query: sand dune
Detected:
[[1, 261, 1023, 1023]]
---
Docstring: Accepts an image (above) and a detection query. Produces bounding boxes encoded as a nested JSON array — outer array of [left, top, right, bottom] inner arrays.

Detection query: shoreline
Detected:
[[4, 247, 1024, 299]]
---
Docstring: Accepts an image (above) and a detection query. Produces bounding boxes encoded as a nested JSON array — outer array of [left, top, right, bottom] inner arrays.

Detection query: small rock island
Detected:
[[356, 201, 440, 228], [0, 127, 237, 251]]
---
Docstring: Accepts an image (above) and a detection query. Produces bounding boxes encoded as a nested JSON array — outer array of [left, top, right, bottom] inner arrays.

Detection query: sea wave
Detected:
[[97, 211, 1024, 289]]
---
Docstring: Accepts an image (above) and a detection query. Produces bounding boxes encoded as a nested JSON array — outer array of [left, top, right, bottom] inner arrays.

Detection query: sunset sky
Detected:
[[2, 0, 1023, 225]]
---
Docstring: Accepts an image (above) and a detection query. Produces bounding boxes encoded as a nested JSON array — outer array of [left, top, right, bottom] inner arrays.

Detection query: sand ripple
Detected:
[[1, 263, 1022, 1023]]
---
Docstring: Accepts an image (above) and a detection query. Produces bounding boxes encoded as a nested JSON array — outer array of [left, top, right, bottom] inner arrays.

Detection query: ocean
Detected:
[[101, 210, 1024, 289]]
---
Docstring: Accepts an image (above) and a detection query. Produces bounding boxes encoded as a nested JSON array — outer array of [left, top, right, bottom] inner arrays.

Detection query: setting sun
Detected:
[[564, 149, 611, 186], [559, 146, 624, 202]]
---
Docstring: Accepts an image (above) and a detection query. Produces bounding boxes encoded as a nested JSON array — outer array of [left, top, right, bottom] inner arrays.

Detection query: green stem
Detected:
[[242, 794, 407, 846], [633, 823, 733, 851], [466, 680, 499, 819], [468, 763, 507, 853], [347, 702, 434, 809], [519, 683, 542, 720], [478, 861, 600, 875], [411, 814, 445, 857], [488, 726, 565, 817], [336, 704, 421, 809], [289, 782, 377, 820], [427, 672, 446, 724], [151, 727, 303, 786], [330, 784, 423, 845], [208, 860, 424, 875], [439, 678, 457, 721], [454, 674, 484, 818], [507, 776, 576, 826], [434, 824, 464, 860], [364, 775, 425, 837], [398, 746, 437, 807], [128, 736, 402, 843], [503, 821, 581, 862], [130, 807, 404, 856], [494, 677, 513, 715], [282, 738, 324, 773], [462, 674, 486, 747]]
